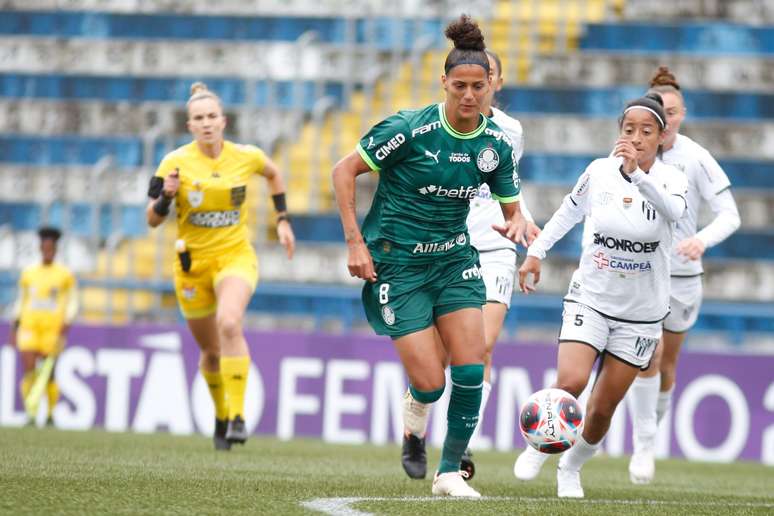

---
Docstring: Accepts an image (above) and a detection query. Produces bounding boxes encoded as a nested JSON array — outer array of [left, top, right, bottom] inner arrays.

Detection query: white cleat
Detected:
[[431, 471, 481, 498], [629, 449, 655, 485], [513, 446, 550, 481], [557, 466, 584, 498]]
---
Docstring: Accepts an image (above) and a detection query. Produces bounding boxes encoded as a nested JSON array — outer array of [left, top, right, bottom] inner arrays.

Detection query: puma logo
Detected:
[[425, 149, 441, 164], [366, 137, 375, 149]]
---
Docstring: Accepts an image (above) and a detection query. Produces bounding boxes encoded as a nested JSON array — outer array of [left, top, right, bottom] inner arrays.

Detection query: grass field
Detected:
[[1, 427, 773, 515]]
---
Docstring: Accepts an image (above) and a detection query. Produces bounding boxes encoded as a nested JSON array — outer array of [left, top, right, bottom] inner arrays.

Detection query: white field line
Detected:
[[302, 496, 774, 516]]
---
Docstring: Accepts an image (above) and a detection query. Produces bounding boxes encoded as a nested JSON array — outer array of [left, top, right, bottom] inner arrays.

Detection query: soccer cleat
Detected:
[[460, 448, 475, 481], [431, 471, 481, 498], [45, 416, 54, 428], [513, 446, 550, 480], [214, 418, 231, 451], [226, 415, 248, 444], [629, 449, 655, 484], [557, 466, 584, 498], [401, 433, 427, 479]]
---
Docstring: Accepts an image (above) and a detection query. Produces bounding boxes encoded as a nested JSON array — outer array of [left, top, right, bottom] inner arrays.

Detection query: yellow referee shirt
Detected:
[[154, 141, 267, 256], [15, 263, 77, 328]]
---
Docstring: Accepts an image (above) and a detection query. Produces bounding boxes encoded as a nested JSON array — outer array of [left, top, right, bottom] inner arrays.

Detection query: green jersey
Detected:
[[357, 103, 521, 264]]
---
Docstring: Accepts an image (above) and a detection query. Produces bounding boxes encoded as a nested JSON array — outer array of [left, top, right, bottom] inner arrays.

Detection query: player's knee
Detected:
[[554, 377, 586, 399], [410, 383, 445, 403], [216, 312, 243, 340]]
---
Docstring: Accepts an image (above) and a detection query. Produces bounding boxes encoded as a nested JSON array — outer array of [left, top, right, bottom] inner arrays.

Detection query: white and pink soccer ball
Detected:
[[519, 388, 584, 454]]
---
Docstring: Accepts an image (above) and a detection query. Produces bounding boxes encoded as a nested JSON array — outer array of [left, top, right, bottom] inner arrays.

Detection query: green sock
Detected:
[[438, 364, 484, 474]]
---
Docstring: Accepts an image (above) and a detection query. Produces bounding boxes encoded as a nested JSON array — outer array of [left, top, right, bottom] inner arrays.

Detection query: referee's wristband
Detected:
[[153, 196, 172, 217], [272, 193, 287, 213]]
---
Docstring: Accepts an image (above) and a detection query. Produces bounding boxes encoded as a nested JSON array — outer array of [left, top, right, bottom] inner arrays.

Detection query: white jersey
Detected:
[[529, 157, 688, 322], [468, 107, 533, 253], [661, 134, 739, 276]]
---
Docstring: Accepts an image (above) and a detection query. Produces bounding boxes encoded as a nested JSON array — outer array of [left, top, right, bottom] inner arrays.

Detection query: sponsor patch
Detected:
[[231, 185, 246, 206], [188, 210, 240, 228]]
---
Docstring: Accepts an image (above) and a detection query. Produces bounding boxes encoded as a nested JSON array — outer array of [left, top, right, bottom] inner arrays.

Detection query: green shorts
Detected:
[[362, 252, 486, 339]]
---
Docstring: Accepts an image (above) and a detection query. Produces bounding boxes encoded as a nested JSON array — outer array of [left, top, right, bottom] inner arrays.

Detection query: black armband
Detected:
[[272, 193, 287, 213], [148, 176, 164, 198], [153, 195, 172, 217]]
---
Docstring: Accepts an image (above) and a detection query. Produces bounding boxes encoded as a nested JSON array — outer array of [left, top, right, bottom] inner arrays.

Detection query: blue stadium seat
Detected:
[[0, 201, 146, 237], [0, 11, 445, 49], [580, 22, 774, 54], [497, 86, 774, 119], [0, 74, 345, 108]]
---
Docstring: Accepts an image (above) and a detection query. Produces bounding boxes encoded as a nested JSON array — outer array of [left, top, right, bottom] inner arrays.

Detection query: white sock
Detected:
[[656, 385, 675, 425], [559, 434, 599, 472], [468, 381, 492, 448], [630, 374, 660, 452], [403, 389, 430, 436], [478, 381, 492, 423]]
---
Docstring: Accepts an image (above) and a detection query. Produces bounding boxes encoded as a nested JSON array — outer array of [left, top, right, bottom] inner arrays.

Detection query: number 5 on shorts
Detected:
[[379, 283, 390, 304], [574, 314, 584, 326]]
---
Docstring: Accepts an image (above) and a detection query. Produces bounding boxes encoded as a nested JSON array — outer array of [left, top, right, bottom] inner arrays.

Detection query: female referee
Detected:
[[627, 66, 740, 484], [333, 15, 527, 498], [146, 82, 295, 450], [513, 93, 688, 498]]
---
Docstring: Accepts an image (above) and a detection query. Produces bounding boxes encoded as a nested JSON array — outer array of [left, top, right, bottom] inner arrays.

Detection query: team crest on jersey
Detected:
[[188, 189, 203, 208], [182, 285, 196, 300], [381, 305, 396, 326], [476, 147, 499, 173], [231, 185, 246, 206], [622, 196, 633, 209], [642, 201, 657, 221]]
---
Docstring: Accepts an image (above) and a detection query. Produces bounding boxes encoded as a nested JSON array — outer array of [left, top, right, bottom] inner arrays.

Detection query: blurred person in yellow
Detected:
[[9, 226, 78, 427], [146, 82, 295, 451]]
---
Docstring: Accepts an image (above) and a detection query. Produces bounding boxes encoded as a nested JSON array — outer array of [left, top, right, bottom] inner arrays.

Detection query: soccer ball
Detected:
[[519, 388, 583, 454]]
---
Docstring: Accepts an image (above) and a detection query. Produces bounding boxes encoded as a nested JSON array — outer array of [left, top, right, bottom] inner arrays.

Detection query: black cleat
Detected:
[[460, 448, 475, 481], [226, 415, 248, 444], [401, 433, 427, 479], [45, 416, 54, 428], [214, 418, 231, 451]]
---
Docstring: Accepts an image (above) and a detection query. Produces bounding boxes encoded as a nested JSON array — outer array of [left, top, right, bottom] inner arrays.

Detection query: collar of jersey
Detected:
[[438, 103, 486, 139], [190, 140, 227, 161]]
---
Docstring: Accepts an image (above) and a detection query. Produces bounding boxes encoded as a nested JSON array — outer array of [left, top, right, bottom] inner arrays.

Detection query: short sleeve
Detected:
[[153, 153, 177, 180], [486, 144, 521, 203], [355, 114, 411, 171], [234, 144, 268, 176]]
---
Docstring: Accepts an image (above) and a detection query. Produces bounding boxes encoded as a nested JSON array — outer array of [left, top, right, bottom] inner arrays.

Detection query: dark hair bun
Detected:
[[444, 15, 485, 51], [38, 226, 62, 241], [644, 92, 664, 106], [650, 66, 680, 90]]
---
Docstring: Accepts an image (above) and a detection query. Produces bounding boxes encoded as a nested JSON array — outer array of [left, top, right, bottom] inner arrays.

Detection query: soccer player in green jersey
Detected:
[[332, 15, 527, 498]]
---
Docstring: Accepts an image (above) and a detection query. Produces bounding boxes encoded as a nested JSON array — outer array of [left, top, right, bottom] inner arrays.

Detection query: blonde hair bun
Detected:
[[190, 81, 209, 96]]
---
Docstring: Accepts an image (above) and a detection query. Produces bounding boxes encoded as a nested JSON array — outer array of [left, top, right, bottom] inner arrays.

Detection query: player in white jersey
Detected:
[[627, 67, 740, 484], [513, 93, 688, 498], [400, 49, 539, 482]]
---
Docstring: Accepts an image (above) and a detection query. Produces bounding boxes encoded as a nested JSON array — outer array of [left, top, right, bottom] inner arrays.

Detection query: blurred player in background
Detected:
[[147, 82, 295, 450], [514, 94, 688, 498], [9, 227, 78, 426], [399, 48, 540, 482], [333, 16, 527, 498], [627, 66, 741, 484]]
